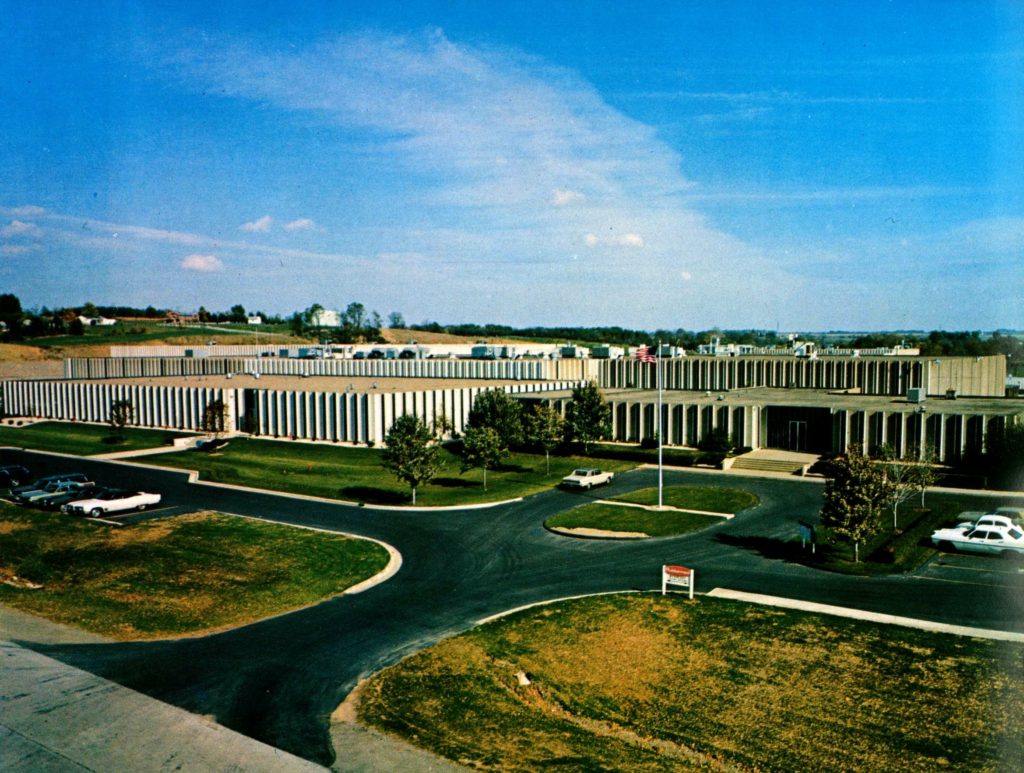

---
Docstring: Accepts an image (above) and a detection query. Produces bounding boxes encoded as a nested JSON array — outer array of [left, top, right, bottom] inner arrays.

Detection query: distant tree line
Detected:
[[290, 302, 385, 344]]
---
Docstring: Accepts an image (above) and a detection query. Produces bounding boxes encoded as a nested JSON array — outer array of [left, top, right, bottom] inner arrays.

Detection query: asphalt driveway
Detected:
[[4, 450, 1023, 766]]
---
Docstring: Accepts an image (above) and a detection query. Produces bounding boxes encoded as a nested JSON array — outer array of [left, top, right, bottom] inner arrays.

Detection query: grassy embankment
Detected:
[[142, 437, 634, 506], [18, 320, 303, 351], [0, 503, 389, 639], [0, 421, 193, 455], [546, 485, 759, 537], [358, 593, 1024, 772]]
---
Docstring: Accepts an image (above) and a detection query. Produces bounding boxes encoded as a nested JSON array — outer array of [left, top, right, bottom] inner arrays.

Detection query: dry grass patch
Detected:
[[359, 594, 1024, 772]]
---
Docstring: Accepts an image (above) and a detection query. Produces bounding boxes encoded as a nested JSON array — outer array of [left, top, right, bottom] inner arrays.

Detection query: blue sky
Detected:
[[2, 1, 1022, 330]]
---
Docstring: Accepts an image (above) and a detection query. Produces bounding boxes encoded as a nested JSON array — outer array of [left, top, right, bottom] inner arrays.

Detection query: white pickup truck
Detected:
[[560, 468, 614, 490]]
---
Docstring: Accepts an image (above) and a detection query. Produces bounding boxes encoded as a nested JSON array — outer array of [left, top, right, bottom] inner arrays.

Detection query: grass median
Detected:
[[546, 485, 759, 538], [358, 593, 1024, 772], [0, 421, 192, 456], [0, 503, 389, 639], [141, 437, 634, 506]]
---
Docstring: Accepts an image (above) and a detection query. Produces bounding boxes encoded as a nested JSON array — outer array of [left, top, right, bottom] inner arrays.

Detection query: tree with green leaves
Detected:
[[820, 447, 888, 562], [381, 414, 444, 505], [461, 425, 504, 491], [388, 311, 406, 329], [525, 404, 565, 474], [467, 389, 524, 451], [565, 381, 610, 453], [108, 398, 133, 441]]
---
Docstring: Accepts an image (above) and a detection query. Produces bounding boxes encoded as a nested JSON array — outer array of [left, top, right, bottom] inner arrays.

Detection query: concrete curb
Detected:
[[2, 448, 526, 512], [705, 588, 1024, 641], [591, 498, 733, 518]]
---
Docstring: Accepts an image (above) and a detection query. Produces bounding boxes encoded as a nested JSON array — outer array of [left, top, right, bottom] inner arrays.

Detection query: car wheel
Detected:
[[90, 508, 104, 518], [1001, 549, 1021, 560], [137, 503, 147, 511], [937, 541, 955, 552]]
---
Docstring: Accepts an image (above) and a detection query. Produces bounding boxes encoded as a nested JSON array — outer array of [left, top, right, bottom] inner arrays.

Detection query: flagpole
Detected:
[[657, 339, 664, 510]]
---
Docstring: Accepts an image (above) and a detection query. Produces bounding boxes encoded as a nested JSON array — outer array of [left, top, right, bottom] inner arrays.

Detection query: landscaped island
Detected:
[[0, 504, 390, 639]]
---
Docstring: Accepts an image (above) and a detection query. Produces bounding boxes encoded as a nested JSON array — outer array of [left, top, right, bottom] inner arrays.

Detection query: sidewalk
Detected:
[[1, 640, 325, 773]]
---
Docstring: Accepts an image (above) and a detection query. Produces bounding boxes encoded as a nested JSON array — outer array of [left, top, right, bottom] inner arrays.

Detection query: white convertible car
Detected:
[[931, 518, 1024, 557], [62, 489, 161, 518]]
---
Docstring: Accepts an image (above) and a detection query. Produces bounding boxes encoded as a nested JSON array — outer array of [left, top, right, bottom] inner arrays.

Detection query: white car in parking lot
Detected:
[[63, 489, 161, 518], [931, 520, 1024, 557]]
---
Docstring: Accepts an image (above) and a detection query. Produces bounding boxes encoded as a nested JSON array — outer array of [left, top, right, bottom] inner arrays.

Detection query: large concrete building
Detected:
[[2, 351, 1021, 463]]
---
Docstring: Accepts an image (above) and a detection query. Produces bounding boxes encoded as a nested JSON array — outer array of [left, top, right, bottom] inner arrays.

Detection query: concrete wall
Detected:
[[2, 379, 581, 446], [600, 355, 1006, 397], [64, 357, 601, 383]]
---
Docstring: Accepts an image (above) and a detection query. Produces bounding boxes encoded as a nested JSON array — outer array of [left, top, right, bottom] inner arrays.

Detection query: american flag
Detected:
[[634, 345, 656, 363]]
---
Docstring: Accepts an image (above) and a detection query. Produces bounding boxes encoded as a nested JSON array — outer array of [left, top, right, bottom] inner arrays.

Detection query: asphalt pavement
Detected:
[[3, 448, 1023, 767]]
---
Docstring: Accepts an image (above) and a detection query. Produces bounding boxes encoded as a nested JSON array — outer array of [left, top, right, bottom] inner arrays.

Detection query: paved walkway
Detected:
[[1, 640, 325, 772]]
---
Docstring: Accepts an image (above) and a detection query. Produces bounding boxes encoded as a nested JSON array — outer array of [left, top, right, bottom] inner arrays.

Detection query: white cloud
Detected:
[[583, 232, 644, 248], [241, 215, 273, 232], [551, 189, 585, 207], [180, 254, 224, 272], [7, 205, 46, 217], [283, 218, 316, 231], [1, 220, 41, 238], [1, 245, 33, 256]]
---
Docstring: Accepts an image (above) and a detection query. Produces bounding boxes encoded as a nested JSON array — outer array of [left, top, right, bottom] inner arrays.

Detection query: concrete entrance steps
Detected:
[[727, 450, 820, 476]]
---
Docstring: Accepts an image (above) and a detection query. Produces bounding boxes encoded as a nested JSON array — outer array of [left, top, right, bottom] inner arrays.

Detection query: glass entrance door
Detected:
[[788, 420, 807, 451]]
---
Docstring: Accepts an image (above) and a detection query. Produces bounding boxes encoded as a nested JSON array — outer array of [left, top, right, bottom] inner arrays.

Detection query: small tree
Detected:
[[912, 445, 940, 507], [388, 311, 406, 329], [108, 399, 133, 441], [876, 444, 917, 530], [201, 398, 228, 436], [461, 425, 504, 491], [525, 404, 565, 474], [466, 389, 524, 451], [565, 381, 610, 453], [381, 414, 444, 505], [820, 446, 887, 562]]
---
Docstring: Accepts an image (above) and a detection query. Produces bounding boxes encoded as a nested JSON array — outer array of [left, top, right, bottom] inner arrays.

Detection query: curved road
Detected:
[[6, 450, 1024, 766]]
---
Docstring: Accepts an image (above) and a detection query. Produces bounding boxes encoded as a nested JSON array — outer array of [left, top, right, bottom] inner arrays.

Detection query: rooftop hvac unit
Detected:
[[907, 387, 925, 403]]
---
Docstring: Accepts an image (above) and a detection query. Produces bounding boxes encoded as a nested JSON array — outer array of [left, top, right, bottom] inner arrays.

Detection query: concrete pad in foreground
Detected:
[[706, 588, 1024, 642], [0, 640, 325, 773]]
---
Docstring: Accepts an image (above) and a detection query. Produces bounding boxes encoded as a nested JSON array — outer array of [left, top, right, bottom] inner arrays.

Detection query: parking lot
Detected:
[[914, 548, 1024, 590]]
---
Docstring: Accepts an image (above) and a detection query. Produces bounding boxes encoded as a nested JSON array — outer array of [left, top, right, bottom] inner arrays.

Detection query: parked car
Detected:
[[931, 521, 1024, 557], [36, 484, 109, 511], [955, 514, 1019, 531], [63, 489, 162, 518], [994, 507, 1024, 523], [560, 468, 615, 490], [14, 478, 94, 505], [10, 472, 91, 498], [0, 465, 31, 488]]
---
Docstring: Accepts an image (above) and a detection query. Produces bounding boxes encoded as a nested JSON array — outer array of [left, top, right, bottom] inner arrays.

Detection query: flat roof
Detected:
[[59, 374, 528, 394]]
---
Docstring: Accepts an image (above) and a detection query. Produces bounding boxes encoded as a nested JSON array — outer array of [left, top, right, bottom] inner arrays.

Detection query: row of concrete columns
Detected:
[[64, 356, 598, 383], [601, 357, 925, 396], [2, 380, 227, 432], [2, 379, 582, 446], [836, 409, 999, 462]]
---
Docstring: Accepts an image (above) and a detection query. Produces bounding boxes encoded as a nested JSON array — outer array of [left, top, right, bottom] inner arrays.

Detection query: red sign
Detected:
[[664, 565, 691, 578]]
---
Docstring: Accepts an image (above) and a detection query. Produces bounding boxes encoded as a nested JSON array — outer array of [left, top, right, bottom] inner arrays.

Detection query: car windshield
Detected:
[[98, 490, 128, 500]]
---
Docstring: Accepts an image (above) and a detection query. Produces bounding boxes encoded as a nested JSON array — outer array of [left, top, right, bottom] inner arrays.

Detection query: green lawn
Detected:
[[358, 593, 1024, 772], [0, 421, 192, 455], [546, 503, 722, 537], [0, 503, 389, 639], [612, 484, 759, 513], [545, 485, 756, 537], [141, 437, 635, 506]]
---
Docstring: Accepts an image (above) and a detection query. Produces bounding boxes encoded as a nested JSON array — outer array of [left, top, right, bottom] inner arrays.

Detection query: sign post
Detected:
[[661, 564, 694, 599]]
